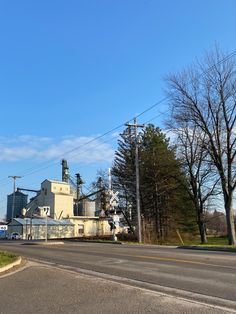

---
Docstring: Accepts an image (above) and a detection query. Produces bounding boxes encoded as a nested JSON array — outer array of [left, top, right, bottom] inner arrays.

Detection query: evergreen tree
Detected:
[[140, 125, 195, 242], [112, 127, 136, 218], [112, 124, 196, 243]]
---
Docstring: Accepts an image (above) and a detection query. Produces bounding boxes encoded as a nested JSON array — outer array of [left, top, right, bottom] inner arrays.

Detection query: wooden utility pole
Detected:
[[125, 118, 144, 243], [8, 175, 21, 222]]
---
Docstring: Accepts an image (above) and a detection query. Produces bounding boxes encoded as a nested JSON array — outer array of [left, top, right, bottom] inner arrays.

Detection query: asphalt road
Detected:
[[0, 241, 236, 312], [1, 261, 232, 314]]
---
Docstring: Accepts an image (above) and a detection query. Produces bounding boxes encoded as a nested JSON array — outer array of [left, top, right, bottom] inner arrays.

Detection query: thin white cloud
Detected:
[[17, 135, 52, 144], [0, 146, 38, 161], [0, 135, 114, 164]]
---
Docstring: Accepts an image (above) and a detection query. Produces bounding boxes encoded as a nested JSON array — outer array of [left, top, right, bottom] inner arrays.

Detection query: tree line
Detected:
[[111, 47, 236, 245]]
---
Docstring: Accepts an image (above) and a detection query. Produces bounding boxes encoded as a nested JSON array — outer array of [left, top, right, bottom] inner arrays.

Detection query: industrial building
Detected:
[[6, 190, 28, 221], [6, 160, 121, 240], [7, 218, 74, 240], [25, 179, 74, 219], [70, 216, 113, 238], [7, 216, 114, 240]]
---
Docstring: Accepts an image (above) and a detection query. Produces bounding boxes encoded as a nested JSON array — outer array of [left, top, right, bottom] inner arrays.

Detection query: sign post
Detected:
[[108, 190, 119, 241], [44, 207, 50, 242], [108, 168, 120, 241]]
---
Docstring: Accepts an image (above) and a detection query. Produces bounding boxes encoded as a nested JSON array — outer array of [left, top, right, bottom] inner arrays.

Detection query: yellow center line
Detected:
[[80, 249, 236, 270], [48, 246, 236, 270], [131, 254, 236, 269]]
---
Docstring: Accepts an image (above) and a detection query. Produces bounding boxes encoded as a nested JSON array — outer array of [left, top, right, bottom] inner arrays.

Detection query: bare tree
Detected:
[[166, 48, 236, 245], [171, 123, 220, 243]]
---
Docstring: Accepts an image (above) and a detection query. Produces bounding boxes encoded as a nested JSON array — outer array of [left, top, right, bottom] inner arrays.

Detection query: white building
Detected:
[[7, 218, 74, 240], [18, 178, 117, 240], [26, 179, 74, 219], [70, 216, 112, 238], [7, 217, 114, 240]]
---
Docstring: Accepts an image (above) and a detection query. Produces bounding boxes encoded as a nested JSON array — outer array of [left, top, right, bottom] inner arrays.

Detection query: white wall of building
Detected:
[[26, 180, 74, 219], [7, 218, 75, 240], [7, 216, 122, 239], [70, 217, 113, 238]]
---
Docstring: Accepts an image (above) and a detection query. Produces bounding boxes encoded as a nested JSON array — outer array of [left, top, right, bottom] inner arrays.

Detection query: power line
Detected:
[[0, 49, 235, 185], [135, 97, 168, 120], [0, 130, 122, 192], [20, 129, 122, 178], [143, 110, 168, 124], [0, 126, 124, 182], [0, 105, 167, 185]]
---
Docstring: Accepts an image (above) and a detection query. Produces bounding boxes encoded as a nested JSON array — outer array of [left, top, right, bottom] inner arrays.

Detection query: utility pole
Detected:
[[8, 176, 21, 223], [108, 168, 117, 241], [125, 118, 144, 243]]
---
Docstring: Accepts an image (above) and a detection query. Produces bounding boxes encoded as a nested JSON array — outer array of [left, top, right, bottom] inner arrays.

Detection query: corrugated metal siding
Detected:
[[13, 218, 74, 226]]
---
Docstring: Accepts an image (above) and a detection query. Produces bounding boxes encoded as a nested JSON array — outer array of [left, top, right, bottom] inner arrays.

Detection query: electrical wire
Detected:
[[0, 50, 235, 185], [0, 50, 236, 217]]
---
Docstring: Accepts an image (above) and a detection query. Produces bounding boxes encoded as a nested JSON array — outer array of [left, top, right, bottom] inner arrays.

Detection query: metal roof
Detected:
[[12, 218, 74, 226], [8, 190, 28, 197], [42, 179, 70, 185]]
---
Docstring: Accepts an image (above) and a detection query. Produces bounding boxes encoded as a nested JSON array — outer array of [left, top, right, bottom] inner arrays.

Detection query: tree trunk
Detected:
[[225, 195, 236, 245], [197, 206, 207, 244], [195, 200, 208, 244], [198, 220, 207, 244]]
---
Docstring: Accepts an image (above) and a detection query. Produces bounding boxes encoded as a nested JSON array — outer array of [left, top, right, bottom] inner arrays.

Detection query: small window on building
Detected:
[[60, 187, 62, 191], [78, 225, 84, 235]]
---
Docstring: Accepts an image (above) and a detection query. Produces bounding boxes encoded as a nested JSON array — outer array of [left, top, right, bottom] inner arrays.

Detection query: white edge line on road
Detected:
[[27, 257, 236, 313]]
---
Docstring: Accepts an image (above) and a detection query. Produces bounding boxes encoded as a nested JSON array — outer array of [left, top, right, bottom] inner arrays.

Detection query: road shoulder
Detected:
[[1, 261, 235, 314]]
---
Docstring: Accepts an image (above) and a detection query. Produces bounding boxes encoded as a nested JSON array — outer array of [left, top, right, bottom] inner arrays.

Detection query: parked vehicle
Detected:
[[11, 232, 21, 240]]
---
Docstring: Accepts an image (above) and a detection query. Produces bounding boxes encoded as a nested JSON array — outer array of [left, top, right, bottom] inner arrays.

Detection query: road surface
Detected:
[[0, 241, 235, 313]]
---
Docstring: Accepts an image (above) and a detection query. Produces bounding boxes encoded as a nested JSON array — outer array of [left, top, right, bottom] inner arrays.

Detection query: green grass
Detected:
[[0, 252, 17, 267], [122, 236, 236, 249], [182, 236, 233, 246], [175, 236, 236, 250], [181, 237, 228, 246]]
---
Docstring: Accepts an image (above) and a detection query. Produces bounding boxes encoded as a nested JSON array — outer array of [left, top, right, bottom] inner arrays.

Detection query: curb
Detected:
[[121, 243, 178, 248], [78, 240, 122, 245], [178, 246, 236, 253], [40, 241, 65, 245], [0, 257, 22, 273], [22, 241, 64, 246]]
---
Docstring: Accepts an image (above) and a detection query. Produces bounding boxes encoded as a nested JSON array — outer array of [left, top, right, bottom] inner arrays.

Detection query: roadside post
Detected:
[[108, 190, 119, 241], [108, 168, 119, 241], [44, 206, 50, 242]]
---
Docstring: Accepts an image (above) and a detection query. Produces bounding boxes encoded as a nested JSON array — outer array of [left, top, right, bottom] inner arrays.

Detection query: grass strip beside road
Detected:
[[0, 252, 17, 267], [179, 245, 236, 253], [180, 237, 236, 251], [183, 236, 234, 246]]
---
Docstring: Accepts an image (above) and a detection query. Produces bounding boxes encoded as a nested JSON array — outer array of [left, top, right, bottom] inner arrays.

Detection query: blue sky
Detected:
[[0, 0, 235, 218]]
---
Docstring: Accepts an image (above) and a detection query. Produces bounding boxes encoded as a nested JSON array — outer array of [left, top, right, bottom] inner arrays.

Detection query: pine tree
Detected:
[[112, 127, 136, 219], [112, 124, 196, 243], [140, 125, 195, 242]]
